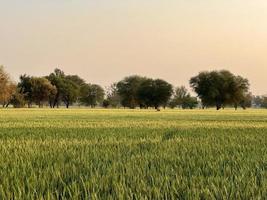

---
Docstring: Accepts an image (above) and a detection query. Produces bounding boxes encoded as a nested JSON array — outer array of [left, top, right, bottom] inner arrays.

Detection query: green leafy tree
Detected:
[[190, 70, 249, 110], [105, 83, 121, 108], [262, 97, 267, 108], [30, 77, 57, 107], [61, 78, 79, 108], [239, 92, 252, 109], [174, 86, 188, 106], [80, 84, 104, 107], [18, 76, 57, 108], [47, 69, 65, 108], [65, 75, 86, 99], [117, 76, 146, 108], [253, 95, 267, 108], [181, 96, 198, 109], [18, 75, 34, 107], [169, 86, 198, 109], [47, 69, 80, 108], [10, 90, 26, 108], [228, 75, 250, 110], [102, 99, 110, 108], [137, 78, 173, 109]]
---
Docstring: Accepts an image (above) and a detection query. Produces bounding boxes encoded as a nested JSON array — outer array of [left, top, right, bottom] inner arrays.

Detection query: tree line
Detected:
[[0, 66, 266, 110]]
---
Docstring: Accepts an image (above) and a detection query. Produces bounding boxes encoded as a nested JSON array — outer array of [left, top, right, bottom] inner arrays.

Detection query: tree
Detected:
[[181, 96, 198, 109], [104, 83, 121, 108], [117, 75, 146, 108], [262, 97, 267, 108], [10, 90, 26, 108], [239, 92, 252, 109], [18, 75, 57, 108], [18, 75, 34, 107], [253, 95, 267, 108], [66, 75, 86, 86], [137, 78, 173, 109], [102, 99, 110, 108], [80, 84, 104, 107], [0, 66, 16, 107], [229, 75, 250, 110], [47, 69, 80, 108], [174, 86, 188, 106], [61, 78, 79, 108], [65, 75, 86, 99], [30, 77, 57, 107], [169, 86, 198, 109], [47, 69, 65, 108], [190, 70, 250, 110]]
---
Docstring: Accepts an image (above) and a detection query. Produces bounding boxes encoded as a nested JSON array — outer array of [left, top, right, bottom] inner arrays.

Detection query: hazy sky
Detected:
[[1, 0, 267, 95]]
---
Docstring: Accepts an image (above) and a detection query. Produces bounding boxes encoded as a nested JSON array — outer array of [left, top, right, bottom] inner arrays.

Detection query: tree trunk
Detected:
[[216, 100, 222, 110], [53, 99, 57, 108], [5, 102, 10, 108], [216, 103, 221, 110], [234, 103, 238, 110]]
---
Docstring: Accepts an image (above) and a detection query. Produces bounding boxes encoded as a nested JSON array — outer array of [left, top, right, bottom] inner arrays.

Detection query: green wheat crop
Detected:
[[0, 109, 267, 199]]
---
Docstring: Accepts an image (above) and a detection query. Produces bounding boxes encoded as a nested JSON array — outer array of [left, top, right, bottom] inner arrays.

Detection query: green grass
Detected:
[[0, 109, 267, 199]]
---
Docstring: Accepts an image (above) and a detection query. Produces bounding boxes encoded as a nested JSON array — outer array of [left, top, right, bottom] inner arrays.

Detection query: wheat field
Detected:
[[0, 109, 267, 199]]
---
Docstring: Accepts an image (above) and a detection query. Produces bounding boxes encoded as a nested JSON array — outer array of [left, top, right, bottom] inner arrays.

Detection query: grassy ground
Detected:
[[0, 109, 267, 199]]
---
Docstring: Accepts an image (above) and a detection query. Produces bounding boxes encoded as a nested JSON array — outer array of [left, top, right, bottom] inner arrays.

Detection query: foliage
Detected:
[[0, 66, 16, 107], [18, 75, 57, 107], [31, 77, 57, 107], [47, 69, 80, 108], [10, 90, 26, 108], [240, 92, 252, 109], [1, 67, 265, 110], [80, 84, 105, 107], [117, 75, 146, 108], [169, 86, 198, 109], [262, 97, 267, 108], [181, 96, 198, 109], [102, 99, 110, 108], [18, 75, 34, 107], [137, 78, 173, 109], [253, 95, 267, 108], [190, 70, 250, 110], [60, 78, 79, 108], [47, 69, 65, 107], [104, 83, 121, 108]]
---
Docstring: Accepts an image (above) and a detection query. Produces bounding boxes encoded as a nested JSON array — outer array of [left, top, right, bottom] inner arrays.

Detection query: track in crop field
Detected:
[[0, 109, 267, 199]]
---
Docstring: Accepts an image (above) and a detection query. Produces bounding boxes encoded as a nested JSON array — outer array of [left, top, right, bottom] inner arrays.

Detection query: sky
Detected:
[[0, 0, 267, 95]]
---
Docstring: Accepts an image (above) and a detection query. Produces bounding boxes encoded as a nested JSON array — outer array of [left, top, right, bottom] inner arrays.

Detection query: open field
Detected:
[[0, 109, 267, 199]]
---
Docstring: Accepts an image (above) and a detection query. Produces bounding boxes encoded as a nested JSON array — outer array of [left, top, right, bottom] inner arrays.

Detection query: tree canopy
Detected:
[[80, 84, 105, 107], [190, 70, 250, 110], [169, 86, 198, 109], [117, 75, 146, 108], [137, 78, 173, 109], [0, 66, 16, 107], [18, 75, 57, 107], [1, 67, 263, 110]]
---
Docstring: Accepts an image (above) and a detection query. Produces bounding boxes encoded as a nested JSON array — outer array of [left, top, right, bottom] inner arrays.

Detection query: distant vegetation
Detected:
[[0, 66, 266, 109]]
